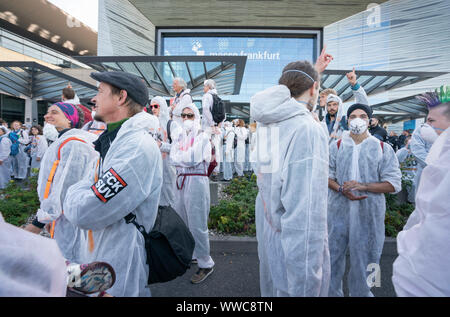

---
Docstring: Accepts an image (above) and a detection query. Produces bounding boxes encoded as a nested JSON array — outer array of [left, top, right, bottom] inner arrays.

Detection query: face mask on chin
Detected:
[[43, 123, 59, 142]]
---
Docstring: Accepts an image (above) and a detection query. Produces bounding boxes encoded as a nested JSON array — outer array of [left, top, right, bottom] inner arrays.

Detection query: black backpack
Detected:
[[124, 205, 195, 284], [210, 93, 225, 124]]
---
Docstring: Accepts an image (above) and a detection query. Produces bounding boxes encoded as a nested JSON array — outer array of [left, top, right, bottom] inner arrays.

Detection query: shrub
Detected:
[[210, 174, 415, 238], [209, 175, 258, 236], [0, 174, 40, 227]]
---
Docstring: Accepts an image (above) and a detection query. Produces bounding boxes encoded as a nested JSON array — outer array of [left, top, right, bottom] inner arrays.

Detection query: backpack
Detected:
[[210, 93, 225, 124], [124, 205, 195, 284], [8, 132, 20, 156]]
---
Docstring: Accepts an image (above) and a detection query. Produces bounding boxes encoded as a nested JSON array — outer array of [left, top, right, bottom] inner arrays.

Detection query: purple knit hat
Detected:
[[53, 102, 79, 128]]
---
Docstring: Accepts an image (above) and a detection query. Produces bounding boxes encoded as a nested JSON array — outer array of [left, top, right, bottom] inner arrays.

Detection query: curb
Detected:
[[209, 235, 397, 243]]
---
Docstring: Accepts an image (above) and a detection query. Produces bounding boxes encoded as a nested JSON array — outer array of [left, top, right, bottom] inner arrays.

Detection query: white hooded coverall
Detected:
[[327, 132, 402, 297], [36, 129, 99, 263], [64, 112, 163, 297], [250, 85, 331, 297], [170, 104, 214, 270]]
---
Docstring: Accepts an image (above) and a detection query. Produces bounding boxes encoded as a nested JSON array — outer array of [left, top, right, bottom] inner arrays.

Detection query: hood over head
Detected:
[[250, 85, 310, 125]]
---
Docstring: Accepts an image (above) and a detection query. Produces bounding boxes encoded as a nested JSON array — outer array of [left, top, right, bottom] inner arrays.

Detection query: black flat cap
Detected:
[[90, 71, 149, 107], [347, 103, 373, 119]]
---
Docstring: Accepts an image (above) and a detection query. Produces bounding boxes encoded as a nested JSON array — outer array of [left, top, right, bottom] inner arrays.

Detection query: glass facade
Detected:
[[0, 27, 87, 68], [0, 93, 25, 124], [162, 34, 318, 103]]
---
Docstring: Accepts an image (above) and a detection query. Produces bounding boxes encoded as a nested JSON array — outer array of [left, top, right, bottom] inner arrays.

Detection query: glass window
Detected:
[[163, 35, 316, 102], [0, 94, 25, 124]]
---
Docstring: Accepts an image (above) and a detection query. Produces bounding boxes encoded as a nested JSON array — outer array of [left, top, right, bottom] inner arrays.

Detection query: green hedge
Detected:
[[209, 175, 415, 237], [209, 175, 258, 236], [0, 173, 40, 227]]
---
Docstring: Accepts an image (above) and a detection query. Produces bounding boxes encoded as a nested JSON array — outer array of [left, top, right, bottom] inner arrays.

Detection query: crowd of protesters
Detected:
[[0, 46, 449, 298]]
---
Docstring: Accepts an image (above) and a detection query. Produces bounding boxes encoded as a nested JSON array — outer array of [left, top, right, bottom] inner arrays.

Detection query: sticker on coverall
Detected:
[[91, 168, 128, 203]]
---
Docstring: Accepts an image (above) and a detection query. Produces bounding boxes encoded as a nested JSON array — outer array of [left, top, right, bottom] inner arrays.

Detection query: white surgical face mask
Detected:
[[43, 123, 59, 142], [420, 123, 438, 144], [183, 119, 194, 131], [91, 111, 96, 120], [349, 118, 369, 135]]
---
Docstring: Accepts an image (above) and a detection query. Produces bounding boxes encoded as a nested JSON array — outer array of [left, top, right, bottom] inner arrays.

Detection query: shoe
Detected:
[[191, 259, 198, 264], [67, 261, 116, 294], [190, 267, 214, 284]]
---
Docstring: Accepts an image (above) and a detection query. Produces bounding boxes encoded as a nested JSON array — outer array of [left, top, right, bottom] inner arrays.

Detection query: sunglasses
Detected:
[[181, 113, 195, 119], [149, 104, 159, 109]]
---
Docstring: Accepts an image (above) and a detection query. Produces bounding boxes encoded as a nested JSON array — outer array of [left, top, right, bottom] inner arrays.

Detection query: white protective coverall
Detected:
[[172, 89, 193, 126], [0, 135, 12, 189], [64, 112, 163, 297], [222, 122, 235, 181], [396, 146, 417, 203], [410, 125, 435, 196], [211, 127, 223, 175], [30, 135, 48, 170], [0, 213, 67, 297], [392, 127, 450, 296], [10, 129, 30, 179], [250, 85, 330, 297], [151, 96, 182, 207], [170, 104, 214, 270], [234, 126, 248, 176], [36, 129, 99, 263], [327, 131, 402, 297], [249, 129, 257, 173], [201, 88, 217, 131]]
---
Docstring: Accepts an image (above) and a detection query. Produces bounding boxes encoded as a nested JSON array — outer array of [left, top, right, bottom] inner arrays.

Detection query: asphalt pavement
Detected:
[[150, 237, 398, 297]]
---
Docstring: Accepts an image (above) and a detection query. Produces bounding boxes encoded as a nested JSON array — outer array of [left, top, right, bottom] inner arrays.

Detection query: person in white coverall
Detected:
[[250, 48, 333, 297], [234, 119, 248, 177], [222, 121, 235, 181], [409, 123, 437, 197], [9, 120, 30, 180], [171, 77, 193, 126], [0, 126, 12, 189], [392, 90, 450, 296], [63, 71, 163, 297], [150, 96, 181, 208], [0, 212, 68, 297], [28, 125, 48, 173], [327, 104, 402, 297], [23, 102, 98, 264], [170, 103, 215, 284]]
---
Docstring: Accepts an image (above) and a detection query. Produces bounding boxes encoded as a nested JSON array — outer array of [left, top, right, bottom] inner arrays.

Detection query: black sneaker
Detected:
[[190, 267, 214, 284]]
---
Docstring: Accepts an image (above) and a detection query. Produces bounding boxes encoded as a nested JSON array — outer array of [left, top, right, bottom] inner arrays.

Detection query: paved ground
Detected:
[[150, 237, 398, 297]]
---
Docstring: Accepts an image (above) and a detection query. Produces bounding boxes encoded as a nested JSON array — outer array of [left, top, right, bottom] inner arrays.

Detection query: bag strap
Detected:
[[45, 137, 86, 199], [167, 120, 173, 144]]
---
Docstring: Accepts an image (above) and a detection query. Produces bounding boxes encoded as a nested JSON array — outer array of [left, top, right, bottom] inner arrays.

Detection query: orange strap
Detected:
[[86, 158, 101, 253], [44, 137, 87, 239]]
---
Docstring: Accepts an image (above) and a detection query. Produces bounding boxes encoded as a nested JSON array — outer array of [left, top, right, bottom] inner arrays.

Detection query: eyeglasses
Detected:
[[181, 113, 195, 119], [149, 104, 159, 109]]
